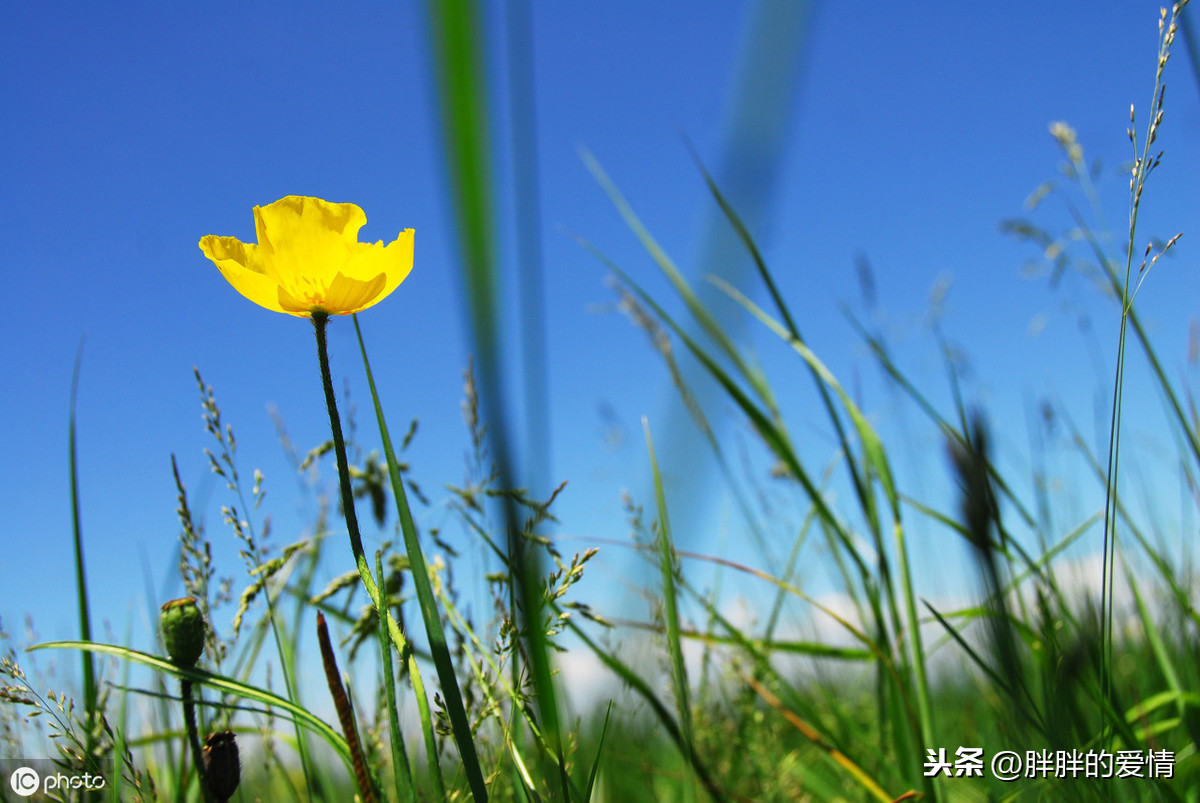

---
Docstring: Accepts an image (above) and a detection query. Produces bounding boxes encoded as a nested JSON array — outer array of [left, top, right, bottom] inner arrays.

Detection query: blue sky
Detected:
[[3, 1, 1199, 679]]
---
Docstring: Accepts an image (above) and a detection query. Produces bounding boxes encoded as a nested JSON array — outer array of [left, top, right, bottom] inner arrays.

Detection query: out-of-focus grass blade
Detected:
[[583, 702, 613, 802], [426, 2, 563, 792], [743, 673, 896, 803], [1125, 565, 1200, 747], [643, 418, 696, 801], [504, 0, 551, 503], [352, 315, 482, 800]]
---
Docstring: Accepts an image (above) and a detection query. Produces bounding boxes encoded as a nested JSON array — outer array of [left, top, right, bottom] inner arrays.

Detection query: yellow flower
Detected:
[[200, 195, 414, 317]]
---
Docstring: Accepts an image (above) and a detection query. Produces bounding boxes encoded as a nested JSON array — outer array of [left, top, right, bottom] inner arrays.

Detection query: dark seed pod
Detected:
[[203, 730, 241, 801]]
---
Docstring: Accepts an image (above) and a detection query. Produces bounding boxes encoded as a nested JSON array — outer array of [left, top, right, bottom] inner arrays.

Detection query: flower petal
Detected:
[[255, 196, 367, 287], [345, 229, 415, 313], [323, 271, 388, 314], [199, 235, 292, 314]]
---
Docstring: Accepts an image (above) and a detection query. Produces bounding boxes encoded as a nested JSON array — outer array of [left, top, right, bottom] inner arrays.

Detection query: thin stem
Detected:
[[311, 312, 380, 605], [317, 612, 377, 803], [181, 679, 215, 803]]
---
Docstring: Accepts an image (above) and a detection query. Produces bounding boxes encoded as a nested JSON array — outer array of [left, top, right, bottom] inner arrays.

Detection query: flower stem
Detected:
[[181, 679, 215, 803], [310, 312, 383, 606]]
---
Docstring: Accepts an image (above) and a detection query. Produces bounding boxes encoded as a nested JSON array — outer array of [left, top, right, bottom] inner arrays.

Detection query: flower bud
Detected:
[[160, 597, 206, 669], [203, 730, 241, 801]]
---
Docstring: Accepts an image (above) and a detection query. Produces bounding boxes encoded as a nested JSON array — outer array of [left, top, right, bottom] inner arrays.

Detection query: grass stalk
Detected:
[[311, 311, 477, 797], [375, 550, 418, 803], [1100, 3, 1185, 734], [67, 340, 98, 762], [643, 418, 696, 801], [348, 314, 486, 800]]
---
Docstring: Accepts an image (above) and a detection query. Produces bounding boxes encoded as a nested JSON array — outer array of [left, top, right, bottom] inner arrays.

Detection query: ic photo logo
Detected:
[[4, 762, 108, 798], [8, 766, 39, 797]]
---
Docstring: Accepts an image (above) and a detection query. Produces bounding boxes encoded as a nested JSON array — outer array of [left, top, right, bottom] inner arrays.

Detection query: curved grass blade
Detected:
[[31, 640, 355, 775], [582, 237, 868, 583], [683, 141, 874, 536], [67, 340, 98, 761], [706, 274, 938, 760], [581, 149, 762, 401]]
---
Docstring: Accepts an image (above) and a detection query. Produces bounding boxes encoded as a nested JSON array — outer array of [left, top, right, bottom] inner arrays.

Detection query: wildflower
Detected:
[[199, 195, 414, 317]]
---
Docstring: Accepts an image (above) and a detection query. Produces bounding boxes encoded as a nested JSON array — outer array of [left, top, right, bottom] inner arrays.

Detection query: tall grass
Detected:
[[1, 3, 1198, 801]]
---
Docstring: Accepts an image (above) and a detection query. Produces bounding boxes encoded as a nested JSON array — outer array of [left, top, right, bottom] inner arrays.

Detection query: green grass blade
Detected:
[[743, 673, 895, 803], [581, 149, 762, 401], [31, 640, 356, 776], [559, 615, 727, 802], [376, 550, 418, 803], [642, 419, 695, 801], [585, 239, 866, 580], [707, 274, 937, 764], [1123, 564, 1200, 747], [67, 340, 98, 759], [922, 601, 1046, 738], [671, 566, 908, 794], [351, 315, 485, 800], [583, 702, 613, 802], [684, 141, 874, 534], [407, 624, 448, 801]]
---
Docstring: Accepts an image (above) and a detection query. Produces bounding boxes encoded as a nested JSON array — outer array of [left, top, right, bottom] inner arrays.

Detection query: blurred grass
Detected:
[[426, 0, 565, 796]]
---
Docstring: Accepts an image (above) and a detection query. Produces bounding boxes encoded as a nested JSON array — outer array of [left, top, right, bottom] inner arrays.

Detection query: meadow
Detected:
[[2, 3, 1199, 802]]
